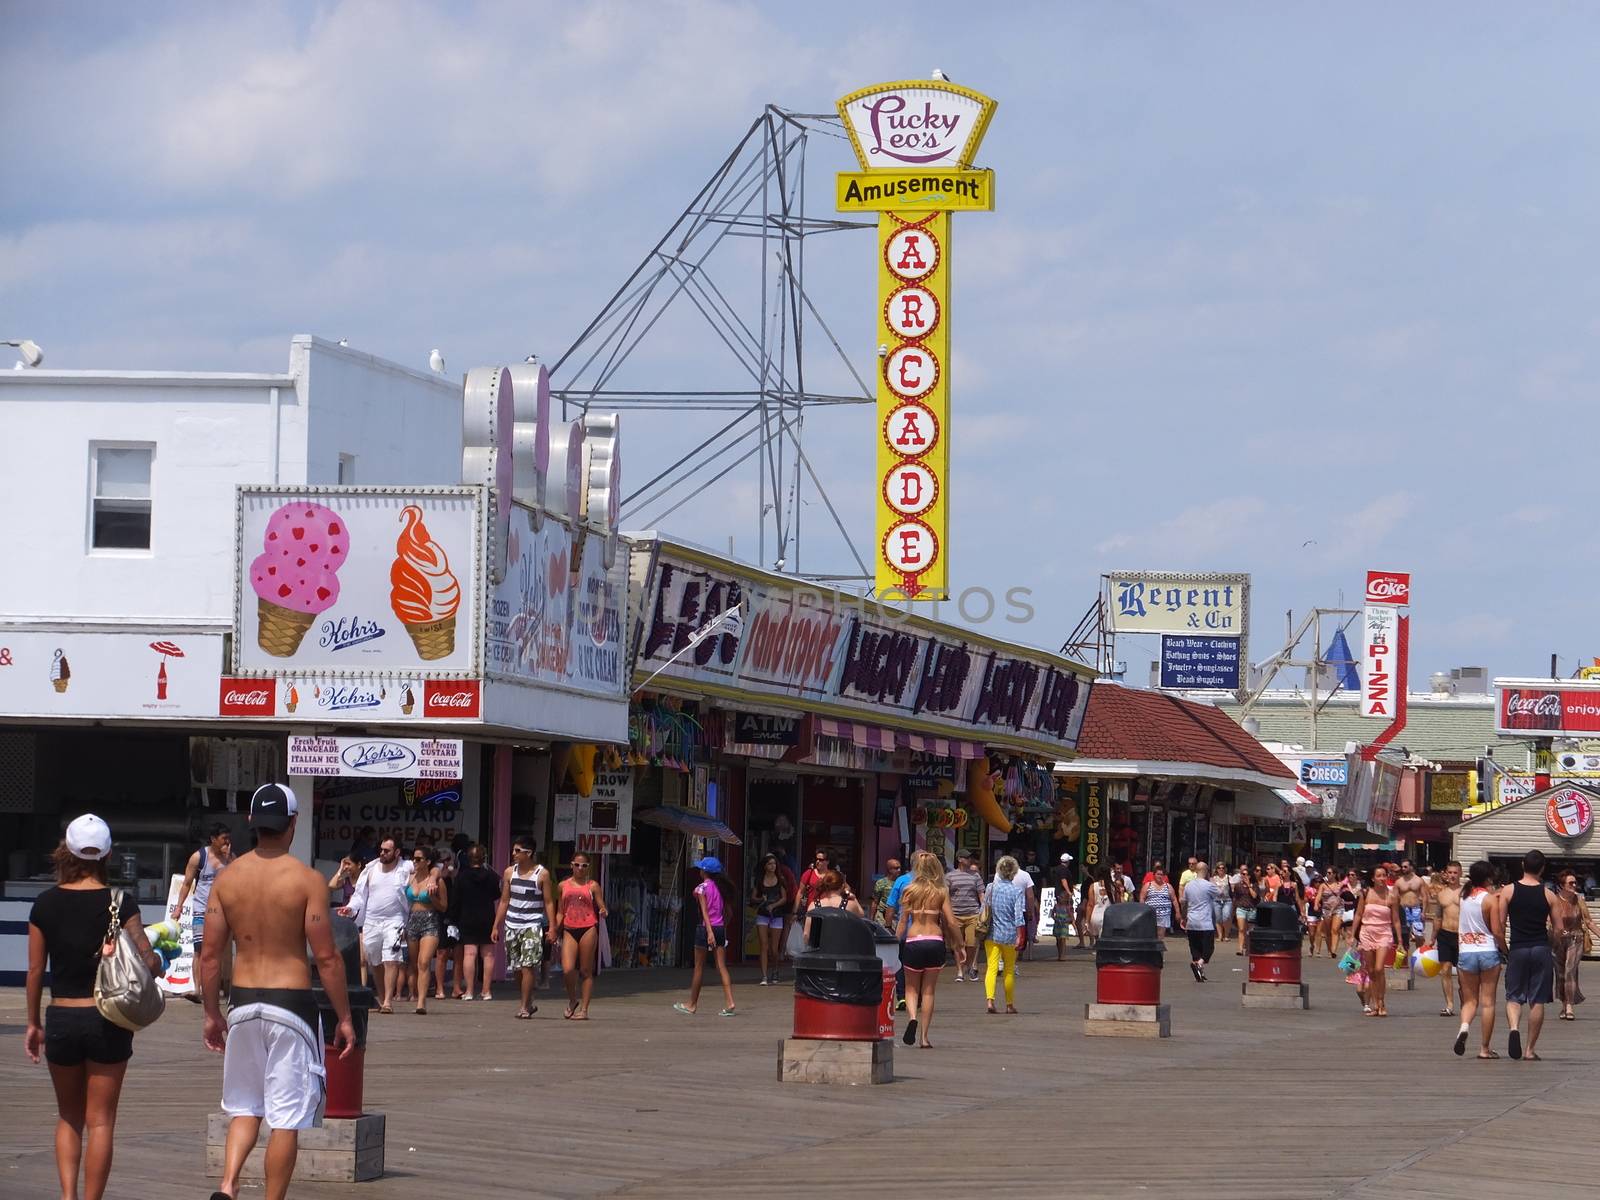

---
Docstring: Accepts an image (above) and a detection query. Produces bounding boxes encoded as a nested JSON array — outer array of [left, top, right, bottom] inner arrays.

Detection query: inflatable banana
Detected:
[[967, 757, 1011, 834], [567, 743, 598, 797]]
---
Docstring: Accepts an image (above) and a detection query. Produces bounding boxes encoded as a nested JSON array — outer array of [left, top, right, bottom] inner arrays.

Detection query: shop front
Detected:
[[1056, 682, 1299, 880], [1452, 783, 1600, 895], [617, 538, 1095, 964]]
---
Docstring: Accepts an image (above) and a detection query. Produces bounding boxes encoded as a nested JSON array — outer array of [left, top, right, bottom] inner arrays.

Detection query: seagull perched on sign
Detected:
[[524, 354, 538, 363], [428, 348, 445, 373], [932, 68, 951, 82]]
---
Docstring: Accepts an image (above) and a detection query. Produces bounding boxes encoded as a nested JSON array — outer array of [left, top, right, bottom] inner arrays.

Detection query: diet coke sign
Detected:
[[219, 678, 276, 718], [1365, 571, 1411, 605], [839, 81, 997, 172], [423, 679, 481, 719]]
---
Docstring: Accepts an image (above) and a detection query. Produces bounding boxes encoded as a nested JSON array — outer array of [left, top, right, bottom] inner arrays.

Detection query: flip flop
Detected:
[[1477, 1050, 1499, 1059], [571, 1013, 589, 1021], [377, 1005, 393, 1015], [514, 1010, 533, 1020], [1453, 1031, 1468, 1056], [717, 1008, 736, 1017], [564, 1003, 578, 1019], [672, 1003, 695, 1016], [902, 1018, 918, 1046], [1005, 1005, 1018, 1014], [1526, 1051, 1543, 1060], [1508, 1030, 1522, 1060], [1440, 1008, 1454, 1017]]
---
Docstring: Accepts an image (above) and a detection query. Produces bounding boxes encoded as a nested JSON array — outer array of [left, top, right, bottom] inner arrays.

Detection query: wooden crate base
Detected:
[[1242, 981, 1311, 1009], [1083, 1002, 1171, 1038], [778, 1037, 894, 1085], [205, 1112, 384, 1183]]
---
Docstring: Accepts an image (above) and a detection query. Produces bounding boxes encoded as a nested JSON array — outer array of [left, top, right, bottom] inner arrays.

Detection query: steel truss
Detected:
[[550, 106, 874, 579]]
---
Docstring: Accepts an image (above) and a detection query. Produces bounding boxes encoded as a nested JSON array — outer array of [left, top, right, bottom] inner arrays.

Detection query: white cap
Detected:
[[1059, 852, 1074, 863], [1296, 856, 1306, 865], [65, 813, 112, 860]]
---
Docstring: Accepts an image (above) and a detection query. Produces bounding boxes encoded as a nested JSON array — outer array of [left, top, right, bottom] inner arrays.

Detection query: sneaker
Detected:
[[954, 971, 965, 982], [759, 977, 770, 986]]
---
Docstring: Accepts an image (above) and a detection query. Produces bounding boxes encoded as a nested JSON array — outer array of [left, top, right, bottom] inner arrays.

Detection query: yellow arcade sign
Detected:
[[836, 79, 997, 601]]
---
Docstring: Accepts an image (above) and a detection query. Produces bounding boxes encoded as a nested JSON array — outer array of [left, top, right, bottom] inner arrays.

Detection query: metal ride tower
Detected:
[[550, 106, 874, 582]]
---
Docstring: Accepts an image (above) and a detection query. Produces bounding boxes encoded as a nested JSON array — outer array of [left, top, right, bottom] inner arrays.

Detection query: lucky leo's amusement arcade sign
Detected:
[[838, 79, 998, 600]]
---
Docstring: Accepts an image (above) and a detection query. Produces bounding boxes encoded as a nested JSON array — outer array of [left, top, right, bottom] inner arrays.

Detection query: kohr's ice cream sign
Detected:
[[234, 488, 483, 677], [837, 78, 998, 602]]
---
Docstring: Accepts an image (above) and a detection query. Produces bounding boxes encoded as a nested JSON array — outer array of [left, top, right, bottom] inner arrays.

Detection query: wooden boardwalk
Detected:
[[4, 950, 1598, 1198]]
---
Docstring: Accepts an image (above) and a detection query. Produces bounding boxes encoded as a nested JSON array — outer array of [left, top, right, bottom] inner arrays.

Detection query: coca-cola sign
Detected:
[[1496, 685, 1600, 735], [219, 678, 276, 717], [1364, 571, 1411, 605], [423, 680, 481, 719]]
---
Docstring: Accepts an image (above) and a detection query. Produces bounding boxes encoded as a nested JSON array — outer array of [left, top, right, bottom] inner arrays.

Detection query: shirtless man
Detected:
[[201, 784, 354, 1200], [1432, 861, 1463, 1017], [1395, 860, 1429, 952]]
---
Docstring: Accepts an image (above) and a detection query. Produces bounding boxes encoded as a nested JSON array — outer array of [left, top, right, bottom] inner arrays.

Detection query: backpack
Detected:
[[95, 889, 166, 1032]]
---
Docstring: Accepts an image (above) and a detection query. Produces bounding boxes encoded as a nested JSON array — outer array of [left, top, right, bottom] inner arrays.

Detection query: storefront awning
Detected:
[[812, 716, 985, 760], [634, 805, 742, 844]]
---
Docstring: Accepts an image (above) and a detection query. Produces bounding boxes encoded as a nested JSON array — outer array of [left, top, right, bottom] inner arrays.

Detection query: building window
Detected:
[[337, 453, 356, 484], [90, 443, 153, 550]]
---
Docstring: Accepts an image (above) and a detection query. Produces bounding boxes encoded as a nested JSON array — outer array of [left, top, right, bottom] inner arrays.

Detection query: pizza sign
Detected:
[[1545, 788, 1594, 840]]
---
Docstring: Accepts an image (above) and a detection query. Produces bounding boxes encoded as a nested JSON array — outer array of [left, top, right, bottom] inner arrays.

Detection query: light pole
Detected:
[[3, 339, 44, 367]]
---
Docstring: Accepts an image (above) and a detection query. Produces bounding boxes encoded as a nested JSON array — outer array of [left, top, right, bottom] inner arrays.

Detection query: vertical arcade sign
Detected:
[[836, 80, 998, 600]]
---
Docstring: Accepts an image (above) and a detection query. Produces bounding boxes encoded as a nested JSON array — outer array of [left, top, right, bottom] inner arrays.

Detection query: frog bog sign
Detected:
[[838, 79, 997, 601]]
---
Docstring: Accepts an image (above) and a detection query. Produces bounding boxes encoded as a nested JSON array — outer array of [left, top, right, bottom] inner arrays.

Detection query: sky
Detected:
[[3, 1, 1597, 682]]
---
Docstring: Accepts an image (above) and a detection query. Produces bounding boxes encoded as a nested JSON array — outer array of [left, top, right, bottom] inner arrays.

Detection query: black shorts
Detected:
[[694, 925, 728, 950], [44, 1006, 133, 1067], [1435, 929, 1459, 965], [902, 939, 947, 971], [1505, 944, 1554, 1005], [1187, 929, 1217, 964]]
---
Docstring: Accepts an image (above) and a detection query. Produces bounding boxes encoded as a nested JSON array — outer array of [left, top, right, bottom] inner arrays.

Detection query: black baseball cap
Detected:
[[250, 783, 298, 832]]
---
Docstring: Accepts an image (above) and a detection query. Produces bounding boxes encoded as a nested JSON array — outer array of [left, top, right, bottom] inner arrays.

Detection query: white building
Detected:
[[0, 335, 461, 624], [0, 339, 629, 984]]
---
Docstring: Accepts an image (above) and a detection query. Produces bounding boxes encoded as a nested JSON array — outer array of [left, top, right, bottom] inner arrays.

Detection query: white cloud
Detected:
[[1094, 496, 1274, 560]]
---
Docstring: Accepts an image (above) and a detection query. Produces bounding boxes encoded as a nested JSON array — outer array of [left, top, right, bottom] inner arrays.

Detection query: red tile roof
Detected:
[[1077, 683, 1295, 780]]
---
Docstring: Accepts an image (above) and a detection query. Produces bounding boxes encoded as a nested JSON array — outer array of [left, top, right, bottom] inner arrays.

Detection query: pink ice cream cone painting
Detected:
[[250, 503, 350, 657], [390, 505, 461, 661]]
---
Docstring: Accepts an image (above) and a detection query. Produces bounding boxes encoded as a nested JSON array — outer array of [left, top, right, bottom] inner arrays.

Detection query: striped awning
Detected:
[[811, 717, 985, 760]]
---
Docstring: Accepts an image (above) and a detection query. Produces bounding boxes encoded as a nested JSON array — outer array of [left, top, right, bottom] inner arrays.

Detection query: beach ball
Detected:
[[1412, 944, 1442, 978]]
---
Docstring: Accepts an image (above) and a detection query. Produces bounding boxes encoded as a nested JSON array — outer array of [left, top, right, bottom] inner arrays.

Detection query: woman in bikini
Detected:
[[895, 851, 958, 1049], [800, 870, 863, 943], [552, 853, 608, 1020], [1351, 865, 1402, 1017], [404, 846, 448, 1015]]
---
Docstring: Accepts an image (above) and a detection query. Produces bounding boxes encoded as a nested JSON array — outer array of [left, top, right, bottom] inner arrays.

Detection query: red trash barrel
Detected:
[[791, 909, 887, 1041], [1247, 902, 1304, 985], [324, 1045, 365, 1119], [1247, 949, 1303, 985], [1096, 962, 1162, 1005], [1094, 901, 1165, 1004]]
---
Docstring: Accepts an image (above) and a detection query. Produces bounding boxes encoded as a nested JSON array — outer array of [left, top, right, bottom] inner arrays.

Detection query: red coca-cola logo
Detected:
[[1507, 692, 1562, 717], [218, 678, 276, 717], [1365, 571, 1411, 605], [1500, 688, 1563, 732], [423, 680, 481, 719]]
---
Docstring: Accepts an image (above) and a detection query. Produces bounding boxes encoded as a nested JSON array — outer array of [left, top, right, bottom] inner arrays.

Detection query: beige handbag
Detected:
[[94, 889, 166, 1032]]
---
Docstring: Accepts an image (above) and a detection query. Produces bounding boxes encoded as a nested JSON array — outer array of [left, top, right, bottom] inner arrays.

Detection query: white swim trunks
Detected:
[[361, 918, 407, 964], [221, 992, 326, 1131]]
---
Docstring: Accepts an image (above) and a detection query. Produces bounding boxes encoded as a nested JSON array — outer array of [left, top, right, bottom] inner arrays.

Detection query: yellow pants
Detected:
[[985, 942, 1017, 1006]]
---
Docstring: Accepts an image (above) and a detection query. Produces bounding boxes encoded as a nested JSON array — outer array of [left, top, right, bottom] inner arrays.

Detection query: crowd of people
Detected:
[[22, 799, 1600, 1199]]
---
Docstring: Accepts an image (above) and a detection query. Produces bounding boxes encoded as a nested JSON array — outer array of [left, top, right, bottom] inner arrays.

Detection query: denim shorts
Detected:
[[1458, 947, 1503, 974]]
